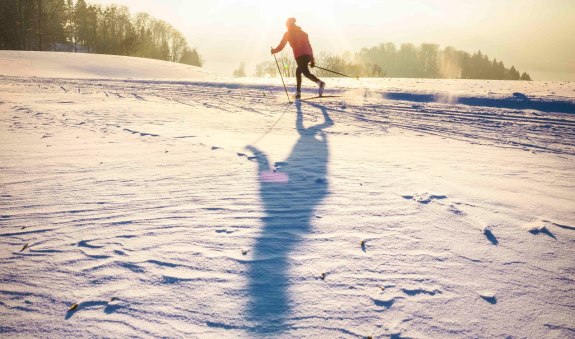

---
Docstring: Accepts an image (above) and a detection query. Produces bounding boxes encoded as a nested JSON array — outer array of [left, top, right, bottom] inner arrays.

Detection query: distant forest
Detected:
[[255, 43, 531, 80], [0, 0, 202, 66]]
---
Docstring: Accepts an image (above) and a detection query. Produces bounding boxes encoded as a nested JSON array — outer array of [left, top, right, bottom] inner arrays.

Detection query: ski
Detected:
[[300, 95, 342, 101]]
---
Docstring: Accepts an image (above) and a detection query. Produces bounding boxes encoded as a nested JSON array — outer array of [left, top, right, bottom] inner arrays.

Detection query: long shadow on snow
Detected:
[[245, 101, 333, 333]]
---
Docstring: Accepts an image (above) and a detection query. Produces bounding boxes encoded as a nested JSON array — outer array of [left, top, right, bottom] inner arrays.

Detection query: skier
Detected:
[[271, 17, 325, 100]]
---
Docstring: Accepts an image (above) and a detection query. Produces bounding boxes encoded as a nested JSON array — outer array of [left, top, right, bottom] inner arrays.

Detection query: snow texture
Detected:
[[1, 51, 574, 338]]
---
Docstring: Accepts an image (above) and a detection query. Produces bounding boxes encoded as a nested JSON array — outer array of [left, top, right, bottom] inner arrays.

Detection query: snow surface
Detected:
[[0, 51, 213, 80], [1, 52, 574, 338]]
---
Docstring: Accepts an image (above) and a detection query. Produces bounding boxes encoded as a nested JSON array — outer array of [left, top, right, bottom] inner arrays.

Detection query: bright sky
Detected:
[[90, 0, 575, 80]]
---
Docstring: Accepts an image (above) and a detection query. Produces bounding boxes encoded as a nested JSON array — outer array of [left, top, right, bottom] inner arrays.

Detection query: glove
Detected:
[[310, 60, 315, 68], [270, 47, 275, 55]]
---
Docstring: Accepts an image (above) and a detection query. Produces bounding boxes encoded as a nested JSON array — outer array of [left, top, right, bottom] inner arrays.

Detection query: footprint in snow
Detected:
[[528, 226, 556, 239], [65, 297, 122, 319], [479, 291, 497, 304], [525, 219, 557, 239], [447, 204, 465, 215], [401, 287, 441, 296], [372, 296, 396, 308], [78, 240, 104, 249], [402, 193, 447, 204], [215, 229, 234, 234], [482, 226, 498, 245]]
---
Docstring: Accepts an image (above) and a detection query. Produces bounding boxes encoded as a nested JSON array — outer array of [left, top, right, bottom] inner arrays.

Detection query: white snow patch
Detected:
[[0, 51, 574, 338], [0, 51, 213, 80]]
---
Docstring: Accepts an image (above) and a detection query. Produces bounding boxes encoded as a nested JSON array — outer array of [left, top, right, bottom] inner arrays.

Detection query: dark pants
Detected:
[[295, 55, 320, 92]]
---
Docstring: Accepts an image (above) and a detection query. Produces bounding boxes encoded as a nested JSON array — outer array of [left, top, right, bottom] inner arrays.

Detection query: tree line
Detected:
[[254, 43, 531, 80], [0, 0, 202, 66]]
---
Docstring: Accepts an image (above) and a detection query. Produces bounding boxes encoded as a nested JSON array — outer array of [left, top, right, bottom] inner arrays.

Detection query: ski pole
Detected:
[[249, 103, 291, 146], [314, 65, 359, 80], [272, 48, 292, 104]]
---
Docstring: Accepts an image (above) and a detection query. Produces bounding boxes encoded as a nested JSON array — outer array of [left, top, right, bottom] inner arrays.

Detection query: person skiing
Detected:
[[271, 17, 325, 100]]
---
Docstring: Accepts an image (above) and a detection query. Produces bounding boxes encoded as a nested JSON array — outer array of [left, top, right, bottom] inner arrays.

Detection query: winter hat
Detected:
[[286, 17, 296, 27]]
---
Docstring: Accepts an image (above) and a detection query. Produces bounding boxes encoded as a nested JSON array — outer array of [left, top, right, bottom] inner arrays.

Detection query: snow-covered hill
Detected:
[[1, 52, 574, 338], [0, 51, 212, 80]]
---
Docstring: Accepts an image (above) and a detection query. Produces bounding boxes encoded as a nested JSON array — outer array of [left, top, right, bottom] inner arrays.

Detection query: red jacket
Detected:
[[273, 26, 314, 58]]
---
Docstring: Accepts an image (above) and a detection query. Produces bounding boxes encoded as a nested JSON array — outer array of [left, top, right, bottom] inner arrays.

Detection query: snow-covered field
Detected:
[[1, 51, 574, 338]]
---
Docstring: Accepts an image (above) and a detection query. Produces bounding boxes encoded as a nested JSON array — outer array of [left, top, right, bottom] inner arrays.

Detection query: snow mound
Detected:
[[0, 51, 212, 80]]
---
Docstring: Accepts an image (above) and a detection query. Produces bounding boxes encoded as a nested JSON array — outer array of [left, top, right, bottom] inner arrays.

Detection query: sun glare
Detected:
[[258, 0, 336, 28], [230, 0, 340, 73]]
